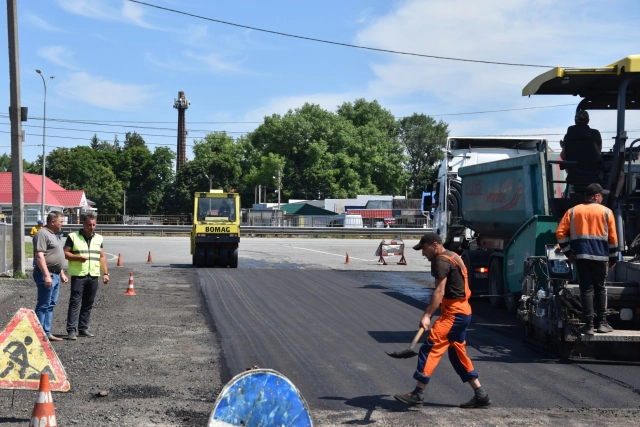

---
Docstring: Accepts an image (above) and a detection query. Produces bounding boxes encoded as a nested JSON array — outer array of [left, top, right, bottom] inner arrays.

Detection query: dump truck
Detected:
[[456, 54, 640, 360], [191, 190, 240, 268]]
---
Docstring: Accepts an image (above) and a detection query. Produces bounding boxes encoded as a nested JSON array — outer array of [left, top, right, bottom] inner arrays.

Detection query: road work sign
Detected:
[[0, 308, 70, 391]]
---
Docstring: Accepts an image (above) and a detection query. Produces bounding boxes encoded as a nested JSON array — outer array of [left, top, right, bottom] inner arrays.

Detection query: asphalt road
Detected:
[[102, 236, 640, 425]]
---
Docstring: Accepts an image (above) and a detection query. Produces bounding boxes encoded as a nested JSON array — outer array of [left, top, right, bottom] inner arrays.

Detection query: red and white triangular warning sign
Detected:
[[0, 308, 70, 391]]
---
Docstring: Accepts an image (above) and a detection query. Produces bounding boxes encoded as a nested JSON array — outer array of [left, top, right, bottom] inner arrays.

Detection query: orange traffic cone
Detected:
[[147, 251, 153, 263], [116, 253, 123, 268], [345, 253, 351, 264], [29, 373, 56, 427], [125, 272, 137, 296]]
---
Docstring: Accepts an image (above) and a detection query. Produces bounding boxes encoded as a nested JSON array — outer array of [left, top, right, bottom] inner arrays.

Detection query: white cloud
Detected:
[[54, 72, 155, 111], [25, 14, 65, 32], [56, 0, 163, 30], [185, 51, 248, 74], [38, 46, 78, 70], [355, 0, 639, 110]]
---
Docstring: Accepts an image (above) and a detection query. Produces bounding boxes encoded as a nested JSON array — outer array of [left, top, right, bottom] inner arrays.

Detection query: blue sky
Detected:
[[1, 0, 639, 164]]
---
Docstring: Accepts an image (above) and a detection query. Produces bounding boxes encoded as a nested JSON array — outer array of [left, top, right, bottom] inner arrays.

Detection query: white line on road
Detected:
[[290, 246, 377, 262]]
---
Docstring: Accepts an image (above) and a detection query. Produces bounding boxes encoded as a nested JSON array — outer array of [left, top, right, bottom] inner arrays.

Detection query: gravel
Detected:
[[0, 267, 223, 426]]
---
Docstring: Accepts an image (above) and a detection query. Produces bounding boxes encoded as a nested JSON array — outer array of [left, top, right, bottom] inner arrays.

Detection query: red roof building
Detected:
[[0, 172, 89, 216]]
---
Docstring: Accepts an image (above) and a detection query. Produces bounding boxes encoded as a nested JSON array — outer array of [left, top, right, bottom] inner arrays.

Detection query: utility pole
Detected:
[[36, 70, 54, 221], [123, 189, 126, 223], [277, 170, 281, 210], [7, 0, 25, 276]]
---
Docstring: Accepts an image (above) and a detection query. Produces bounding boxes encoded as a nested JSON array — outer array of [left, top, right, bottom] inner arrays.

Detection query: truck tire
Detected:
[[219, 248, 229, 268], [206, 248, 216, 267], [230, 248, 238, 268], [196, 248, 205, 268], [489, 258, 505, 309]]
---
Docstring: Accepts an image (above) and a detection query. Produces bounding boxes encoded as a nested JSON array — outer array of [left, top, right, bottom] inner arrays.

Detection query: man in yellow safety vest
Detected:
[[63, 213, 109, 340]]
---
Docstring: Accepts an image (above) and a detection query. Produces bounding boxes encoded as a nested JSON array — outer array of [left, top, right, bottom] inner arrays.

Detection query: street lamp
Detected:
[[204, 174, 212, 191], [35, 70, 54, 221]]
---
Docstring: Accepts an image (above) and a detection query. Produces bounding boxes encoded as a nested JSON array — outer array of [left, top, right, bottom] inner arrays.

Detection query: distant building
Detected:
[[0, 172, 92, 224]]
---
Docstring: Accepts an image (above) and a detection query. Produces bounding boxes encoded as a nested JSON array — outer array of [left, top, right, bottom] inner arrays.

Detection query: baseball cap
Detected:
[[585, 183, 610, 195], [413, 232, 443, 250], [575, 110, 589, 123], [37, 219, 43, 224]]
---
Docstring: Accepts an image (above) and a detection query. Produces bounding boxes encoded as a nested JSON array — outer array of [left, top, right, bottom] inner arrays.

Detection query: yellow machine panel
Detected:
[[190, 190, 240, 268]]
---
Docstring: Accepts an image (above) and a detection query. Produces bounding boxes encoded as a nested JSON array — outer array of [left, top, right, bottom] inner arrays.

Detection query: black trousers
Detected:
[[575, 259, 608, 325], [66, 275, 99, 333]]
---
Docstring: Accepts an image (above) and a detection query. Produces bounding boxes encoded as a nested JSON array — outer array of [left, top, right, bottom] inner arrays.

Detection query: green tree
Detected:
[[44, 146, 123, 213], [248, 100, 408, 200], [398, 114, 449, 197], [0, 153, 38, 173]]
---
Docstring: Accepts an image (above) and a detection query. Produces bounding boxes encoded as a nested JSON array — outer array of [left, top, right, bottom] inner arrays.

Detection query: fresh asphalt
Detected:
[[103, 236, 640, 423]]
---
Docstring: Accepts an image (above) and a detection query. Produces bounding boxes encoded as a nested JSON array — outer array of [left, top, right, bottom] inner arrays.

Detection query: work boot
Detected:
[[577, 323, 595, 335], [460, 394, 491, 408], [67, 331, 77, 340], [596, 322, 614, 333], [394, 391, 424, 407], [78, 330, 95, 338]]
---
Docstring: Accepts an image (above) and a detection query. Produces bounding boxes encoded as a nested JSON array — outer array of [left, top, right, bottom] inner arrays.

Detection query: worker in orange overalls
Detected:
[[394, 232, 491, 408], [556, 183, 618, 335]]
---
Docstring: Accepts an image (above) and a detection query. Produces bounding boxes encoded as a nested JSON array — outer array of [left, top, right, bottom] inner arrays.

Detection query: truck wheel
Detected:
[[196, 248, 205, 268], [230, 248, 238, 268], [206, 248, 216, 267], [219, 248, 229, 268], [489, 258, 505, 309]]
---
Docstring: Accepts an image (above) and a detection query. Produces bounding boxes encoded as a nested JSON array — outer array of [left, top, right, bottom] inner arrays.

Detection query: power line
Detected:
[[127, 0, 556, 68], [0, 102, 582, 130]]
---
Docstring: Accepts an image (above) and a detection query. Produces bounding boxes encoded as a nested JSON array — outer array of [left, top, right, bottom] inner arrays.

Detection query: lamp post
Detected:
[[204, 174, 212, 191], [35, 70, 54, 221]]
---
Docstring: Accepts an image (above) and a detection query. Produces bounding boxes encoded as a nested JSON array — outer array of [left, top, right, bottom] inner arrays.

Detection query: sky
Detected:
[[1, 0, 639, 165]]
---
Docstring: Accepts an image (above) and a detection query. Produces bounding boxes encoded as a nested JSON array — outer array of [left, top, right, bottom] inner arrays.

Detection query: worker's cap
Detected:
[[37, 219, 43, 224], [585, 183, 610, 196], [413, 232, 443, 250], [575, 110, 589, 123]]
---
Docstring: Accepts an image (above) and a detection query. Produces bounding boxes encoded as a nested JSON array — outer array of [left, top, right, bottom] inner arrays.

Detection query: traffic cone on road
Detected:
[[345, 253, 351, 264], [116, 254, 123, 268], [147, 251, 153, 263], [125, 272, 137, 296], [29, 373, 56, 427]]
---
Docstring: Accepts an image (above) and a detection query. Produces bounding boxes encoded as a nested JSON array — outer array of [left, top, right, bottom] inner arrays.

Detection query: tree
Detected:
[[44, 146, 123, 213], [248, 100, 408, 200], [398, 113, 449, 197], [0, 153, 38, 173]]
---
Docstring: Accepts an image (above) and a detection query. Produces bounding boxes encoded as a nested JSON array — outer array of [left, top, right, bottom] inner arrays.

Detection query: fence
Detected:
[[0, 223, 11, 275]]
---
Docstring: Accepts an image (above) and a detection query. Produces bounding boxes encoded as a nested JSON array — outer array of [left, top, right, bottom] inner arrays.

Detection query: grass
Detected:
[[25, 241, 33, 256]]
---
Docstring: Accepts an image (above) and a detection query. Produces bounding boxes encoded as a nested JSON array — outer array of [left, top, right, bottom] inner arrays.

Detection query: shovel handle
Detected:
[[408, 327, 425, 351]]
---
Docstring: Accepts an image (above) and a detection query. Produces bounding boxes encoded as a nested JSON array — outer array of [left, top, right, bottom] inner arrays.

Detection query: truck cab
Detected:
[[431, 137, 545, 251]]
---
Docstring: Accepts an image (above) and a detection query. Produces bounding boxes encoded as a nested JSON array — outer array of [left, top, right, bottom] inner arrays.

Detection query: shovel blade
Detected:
[[385, 349, 418, 359]]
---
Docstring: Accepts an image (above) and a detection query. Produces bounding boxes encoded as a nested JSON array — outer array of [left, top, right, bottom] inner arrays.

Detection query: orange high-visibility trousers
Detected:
[[413, 311, 478, 384]]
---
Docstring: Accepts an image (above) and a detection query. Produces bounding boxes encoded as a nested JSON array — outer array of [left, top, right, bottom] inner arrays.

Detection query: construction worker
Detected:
[[63, 213, 109, 340], [394, 232, 491, 408], [30, 219, 44, 239], [560, 110, 603, 195], [556, 183, 618, 335]]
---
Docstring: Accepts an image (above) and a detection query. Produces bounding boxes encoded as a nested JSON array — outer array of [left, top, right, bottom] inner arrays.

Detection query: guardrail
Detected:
[[36, 224, 433, 238]]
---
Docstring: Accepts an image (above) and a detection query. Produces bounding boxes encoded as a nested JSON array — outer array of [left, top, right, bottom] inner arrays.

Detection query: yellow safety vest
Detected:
[[67, 232, 103, 276]]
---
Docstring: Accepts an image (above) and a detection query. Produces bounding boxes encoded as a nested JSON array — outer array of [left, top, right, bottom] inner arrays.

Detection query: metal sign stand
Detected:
[[377, 238, 407, 265]]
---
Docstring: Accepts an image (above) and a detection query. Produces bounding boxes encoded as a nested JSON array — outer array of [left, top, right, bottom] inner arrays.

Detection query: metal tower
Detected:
[[173, 91, 190, 171]]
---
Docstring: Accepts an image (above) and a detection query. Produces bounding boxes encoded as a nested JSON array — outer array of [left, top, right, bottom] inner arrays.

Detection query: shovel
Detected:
[[386, 327, 425, 359]]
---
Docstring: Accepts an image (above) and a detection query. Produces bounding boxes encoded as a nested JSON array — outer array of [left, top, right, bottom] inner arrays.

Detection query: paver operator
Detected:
[[556, 183, 618, 335], [394, 232, 491, 408], [63, 213, 109, 340], [32, 211, 68, 342], [560, 110, 604, 195]]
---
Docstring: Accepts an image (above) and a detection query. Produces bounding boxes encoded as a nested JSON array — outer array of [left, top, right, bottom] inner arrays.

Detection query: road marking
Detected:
[[104, 252, 119, 261], [290, 246, 377, 262]]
